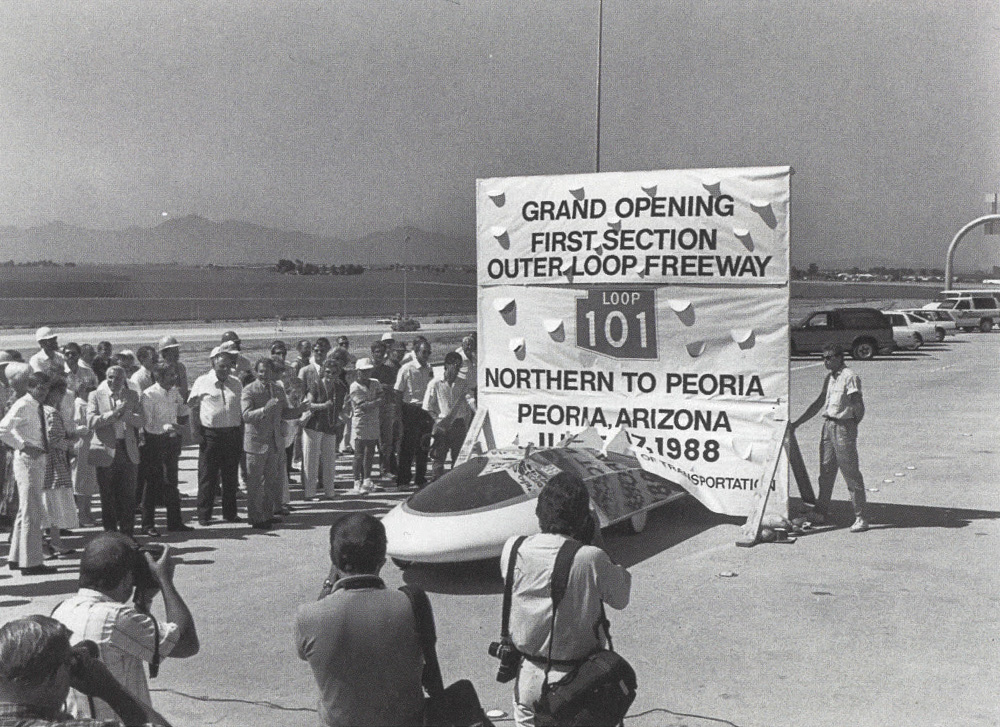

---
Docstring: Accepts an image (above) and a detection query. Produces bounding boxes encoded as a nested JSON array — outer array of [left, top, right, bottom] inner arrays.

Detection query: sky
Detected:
[[2, 0, 998, 269]]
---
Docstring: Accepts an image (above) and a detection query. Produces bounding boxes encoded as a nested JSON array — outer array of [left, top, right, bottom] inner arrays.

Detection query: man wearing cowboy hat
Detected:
[[157, 335, 189, 402], [29, 327, 66, 375], [188, 346, 244, 526]]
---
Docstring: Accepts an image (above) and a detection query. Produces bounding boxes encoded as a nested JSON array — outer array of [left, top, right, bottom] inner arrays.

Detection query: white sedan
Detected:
[[883, 310, 936, 349], [898, 307, 957, 341]]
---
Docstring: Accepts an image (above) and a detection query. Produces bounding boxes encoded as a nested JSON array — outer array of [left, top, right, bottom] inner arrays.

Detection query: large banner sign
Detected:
[[476, 167, 791, 517]]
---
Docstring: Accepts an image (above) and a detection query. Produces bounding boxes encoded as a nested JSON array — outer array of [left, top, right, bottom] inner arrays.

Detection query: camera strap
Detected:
[[500, 536, 527, 642], [541, 538, 584, 690], [148, 615, 160, 679], [400, 585, 445, 698]]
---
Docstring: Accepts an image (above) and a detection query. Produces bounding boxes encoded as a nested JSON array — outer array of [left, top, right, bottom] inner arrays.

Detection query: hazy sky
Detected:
[[2, 1, 998, 268]]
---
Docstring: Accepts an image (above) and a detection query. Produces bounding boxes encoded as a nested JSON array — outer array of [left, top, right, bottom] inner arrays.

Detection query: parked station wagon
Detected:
[[791, 307, 896, 360]]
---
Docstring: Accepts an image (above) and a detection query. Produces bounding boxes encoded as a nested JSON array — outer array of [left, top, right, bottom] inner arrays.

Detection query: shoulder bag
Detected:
[[401, 585, 494, 727], [532, 540, 637, 727]]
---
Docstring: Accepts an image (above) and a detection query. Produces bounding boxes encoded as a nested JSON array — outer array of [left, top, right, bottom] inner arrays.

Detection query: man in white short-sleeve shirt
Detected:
[[53, 533, 199, 721], [791, 343, 869, 532]]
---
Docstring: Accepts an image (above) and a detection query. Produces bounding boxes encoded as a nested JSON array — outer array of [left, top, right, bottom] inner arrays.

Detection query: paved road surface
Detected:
[[2, 331, 998, 727]]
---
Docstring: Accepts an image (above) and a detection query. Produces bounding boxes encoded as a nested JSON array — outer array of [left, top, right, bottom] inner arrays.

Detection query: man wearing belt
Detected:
[[188, 347, 243, 526], [394, 340, 434, 489], [87, 366, 143, 537], [500, 473, 631, 727], [791, 343, 869, 532], [0, 371, 53, 575], [139, 363, 192, 536]]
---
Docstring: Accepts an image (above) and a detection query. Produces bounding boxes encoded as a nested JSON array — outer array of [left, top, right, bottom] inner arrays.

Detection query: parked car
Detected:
[[899, 307, 956, 340], [391, 316, 421, 332], [883, 311, 933, 349], [790, 307, 896, 360], [934, 295, 1000, 332]]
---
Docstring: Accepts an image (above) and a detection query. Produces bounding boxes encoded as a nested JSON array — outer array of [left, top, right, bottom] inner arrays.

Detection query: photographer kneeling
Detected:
[[52, 533, 199, 721], [499, 473, 631, 727], [0, 615, 170, 726]]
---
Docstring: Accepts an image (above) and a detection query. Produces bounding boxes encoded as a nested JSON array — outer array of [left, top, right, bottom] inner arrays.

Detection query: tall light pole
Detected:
[[403, 235, 410, 319], [944, 215, 1000, 289], [595, 0, 604, 173]]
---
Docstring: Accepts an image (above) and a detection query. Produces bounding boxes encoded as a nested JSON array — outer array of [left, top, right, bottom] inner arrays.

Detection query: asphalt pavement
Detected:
[[2, 330, 998, 727]]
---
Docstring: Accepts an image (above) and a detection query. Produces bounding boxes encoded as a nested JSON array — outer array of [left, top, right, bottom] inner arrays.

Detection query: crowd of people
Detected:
[[1, 471, 628, 727], [0, 326, 479, 572], [0, 324, 647, 727]]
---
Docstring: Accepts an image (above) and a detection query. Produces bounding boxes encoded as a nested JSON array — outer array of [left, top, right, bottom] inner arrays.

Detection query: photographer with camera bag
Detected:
[[495, 472, 634, 727], [52, 533, 199, 721]]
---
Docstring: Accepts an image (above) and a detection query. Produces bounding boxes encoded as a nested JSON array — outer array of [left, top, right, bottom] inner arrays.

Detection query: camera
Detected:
[[132, 543, 165, 606], [488, 637, 522, 683]]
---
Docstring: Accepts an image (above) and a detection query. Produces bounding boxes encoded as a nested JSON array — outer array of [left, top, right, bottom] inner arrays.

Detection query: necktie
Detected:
[[38, 402, 49, 453]]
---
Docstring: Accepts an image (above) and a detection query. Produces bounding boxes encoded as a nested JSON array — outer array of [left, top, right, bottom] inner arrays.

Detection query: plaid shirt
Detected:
[[0, 702, 129, 725]]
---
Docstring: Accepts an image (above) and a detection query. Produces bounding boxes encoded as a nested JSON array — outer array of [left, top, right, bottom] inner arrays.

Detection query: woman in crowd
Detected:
[[41, 377, 79, 557], [301, 357, 346, 499], [71, 381, 98, 526]]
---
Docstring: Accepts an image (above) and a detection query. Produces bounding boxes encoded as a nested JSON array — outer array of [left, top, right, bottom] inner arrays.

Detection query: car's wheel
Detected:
[[628, 511, 648, 534], [980, 319, 993, 333], [391, 558, 412, 569], [851, 339, 876, 360], [913, 333, 923, 347], [934, 327, 946, 342]]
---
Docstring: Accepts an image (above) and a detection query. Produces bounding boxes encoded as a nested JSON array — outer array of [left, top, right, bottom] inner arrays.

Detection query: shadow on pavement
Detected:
[[0, 572, 79, 599], [401, 558, 504, 595], [397, 498, 731, 595], [789, 499, 1000, 536], [871, 501, 1000, 529], [604, 498, 737, 569]]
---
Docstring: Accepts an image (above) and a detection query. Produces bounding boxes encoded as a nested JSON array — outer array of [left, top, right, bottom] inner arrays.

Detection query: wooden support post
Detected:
[[455, 407, 495, 465], [736, 424, 789, 548]]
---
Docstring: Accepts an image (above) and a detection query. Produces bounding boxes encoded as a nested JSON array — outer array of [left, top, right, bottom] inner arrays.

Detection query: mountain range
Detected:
[[0, 216, 474, 267]]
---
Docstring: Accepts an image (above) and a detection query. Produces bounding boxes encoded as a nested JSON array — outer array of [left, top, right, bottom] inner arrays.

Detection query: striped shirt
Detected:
[[52, 589, 180, 721]]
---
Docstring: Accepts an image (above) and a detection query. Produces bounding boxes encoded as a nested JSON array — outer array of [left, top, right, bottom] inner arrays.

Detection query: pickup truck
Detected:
[[790, 307, 896, 360]]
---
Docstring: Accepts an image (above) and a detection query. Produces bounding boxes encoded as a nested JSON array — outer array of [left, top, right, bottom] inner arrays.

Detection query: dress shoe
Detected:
[[21, 564, 58, 576], [224, 515, 244, 523], [250, 522, 271, 530], [198, 520, 212, 527], [7, 562, 20, 571], [144, 528, 161, 537], [167, 524, 195, 533]]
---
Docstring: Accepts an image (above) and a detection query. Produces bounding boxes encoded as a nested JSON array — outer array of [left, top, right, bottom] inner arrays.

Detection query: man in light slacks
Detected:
[[791, 343, 869, 532], [0, 371, 51, 574]]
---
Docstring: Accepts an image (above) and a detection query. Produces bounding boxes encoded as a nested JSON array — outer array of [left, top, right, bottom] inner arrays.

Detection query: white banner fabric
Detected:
[[476, 167, 791, 517], [477, 167, 790, 287]]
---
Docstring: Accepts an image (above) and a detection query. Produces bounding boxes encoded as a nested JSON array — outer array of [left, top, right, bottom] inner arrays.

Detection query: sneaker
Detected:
[[362, 478, 375, 493], [349, 481, 365, 495], [849, 518, 870, 533]]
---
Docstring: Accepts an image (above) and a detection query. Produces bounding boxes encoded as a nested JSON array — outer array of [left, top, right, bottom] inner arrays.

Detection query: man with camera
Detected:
[[0, 615, 170, 726], [295, 513, 427, 727], [52, 533, 199, 721], [498, 473, 631, 727]]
